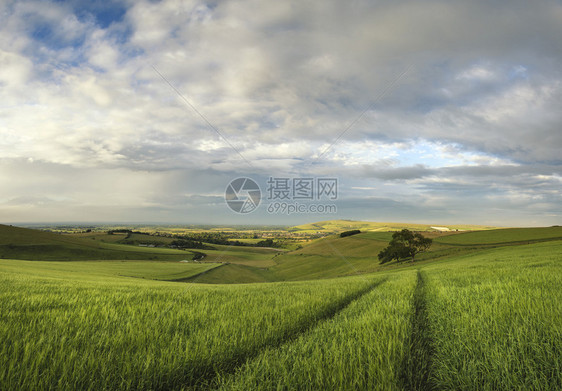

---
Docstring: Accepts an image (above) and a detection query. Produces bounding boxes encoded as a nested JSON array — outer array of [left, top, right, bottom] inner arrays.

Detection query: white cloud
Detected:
[[0, 0, 561, 224], [456, 65, 498, 82]]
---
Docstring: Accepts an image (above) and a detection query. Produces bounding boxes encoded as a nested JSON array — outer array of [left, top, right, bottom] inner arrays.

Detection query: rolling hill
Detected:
[[192, 225, 562, 283], [288, 219, 501, 234], [0, 224, 195, 262], [2, 223, 562, 284]]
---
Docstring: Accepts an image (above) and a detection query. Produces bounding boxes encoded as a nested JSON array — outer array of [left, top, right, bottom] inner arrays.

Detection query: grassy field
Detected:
[[0, 259, 221, 282], [434, 226, 562, 245], [180, 263, 278, 284], [0, 225, 197, 262], [423, 240, 562, 389], [217, 271, 417, 390], [199, 245, 279, 267], [0, 262, 378, 390], [1, 224, 561, 390]]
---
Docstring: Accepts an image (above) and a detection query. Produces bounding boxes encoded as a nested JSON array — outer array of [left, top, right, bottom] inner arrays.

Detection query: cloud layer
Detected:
[[0, 0, 561, 225]]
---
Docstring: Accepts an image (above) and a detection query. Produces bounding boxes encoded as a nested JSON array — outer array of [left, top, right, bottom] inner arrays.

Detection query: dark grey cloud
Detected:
[[361, 164, 435, 180]]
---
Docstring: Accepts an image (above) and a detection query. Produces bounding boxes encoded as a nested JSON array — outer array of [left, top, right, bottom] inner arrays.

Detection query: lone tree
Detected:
[[378, 229, 432, 264]]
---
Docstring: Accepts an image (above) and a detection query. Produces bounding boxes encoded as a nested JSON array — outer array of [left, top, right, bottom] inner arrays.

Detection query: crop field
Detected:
[[199, 245, 279, 267], [216, 241, 562, 390], [422, 240, 562, 389], [0, 259, 221, 282], [217, 271, 417, 390], [1, 224, 561, 390], [0, 262, 378, 390], [434, 226, 562, 245]]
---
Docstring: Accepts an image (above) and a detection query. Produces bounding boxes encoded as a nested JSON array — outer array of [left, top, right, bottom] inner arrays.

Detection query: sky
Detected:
[[0, 0, 561, 226]]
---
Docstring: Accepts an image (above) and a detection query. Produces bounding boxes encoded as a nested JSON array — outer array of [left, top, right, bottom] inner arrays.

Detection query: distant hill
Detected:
[[288, 219, 501, 234], [0, 224, 195, 261]]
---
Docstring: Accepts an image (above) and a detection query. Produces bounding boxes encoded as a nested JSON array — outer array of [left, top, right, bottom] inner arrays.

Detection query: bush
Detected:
[[340, 230, 361, 238]]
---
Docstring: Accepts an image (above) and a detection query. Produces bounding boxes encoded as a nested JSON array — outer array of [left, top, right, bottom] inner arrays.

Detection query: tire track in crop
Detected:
[[401, 270, 434, 391], [191, 278, 387, 390]]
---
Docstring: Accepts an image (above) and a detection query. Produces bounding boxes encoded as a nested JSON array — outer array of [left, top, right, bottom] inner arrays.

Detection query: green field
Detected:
[[191, 228, 495, 283], [199, 245, 280, 267], [0, 261, 377, 390], [1, 223, 561, 389], [0, 259, 221, 282], [423, 241, 562, 389], [434, 226, 562, 245], [0, 225, 197, 262], [216, 271, 417, 390]]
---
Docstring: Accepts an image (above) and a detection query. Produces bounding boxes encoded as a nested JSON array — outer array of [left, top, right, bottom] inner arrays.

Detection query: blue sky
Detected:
[[0, 0, 561, 226]]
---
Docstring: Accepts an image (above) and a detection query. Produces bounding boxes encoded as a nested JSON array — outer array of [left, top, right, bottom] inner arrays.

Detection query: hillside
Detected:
[[0, 224, 196, 261], [288, 219, 501, 234], [193, 226, 562, 283], [3, 223, 562, 284], [434, 226, 562, 245]]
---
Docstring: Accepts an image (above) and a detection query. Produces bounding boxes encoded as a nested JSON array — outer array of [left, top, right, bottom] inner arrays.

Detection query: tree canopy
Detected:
[[378, 229, 432, 264], [340, 229, 361, 238]]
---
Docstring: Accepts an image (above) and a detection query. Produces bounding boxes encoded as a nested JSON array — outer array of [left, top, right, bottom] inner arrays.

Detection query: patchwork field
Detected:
[[1, 223, 561, 390], [289, 219, 501, 234], [0, 225, 195, 262]]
